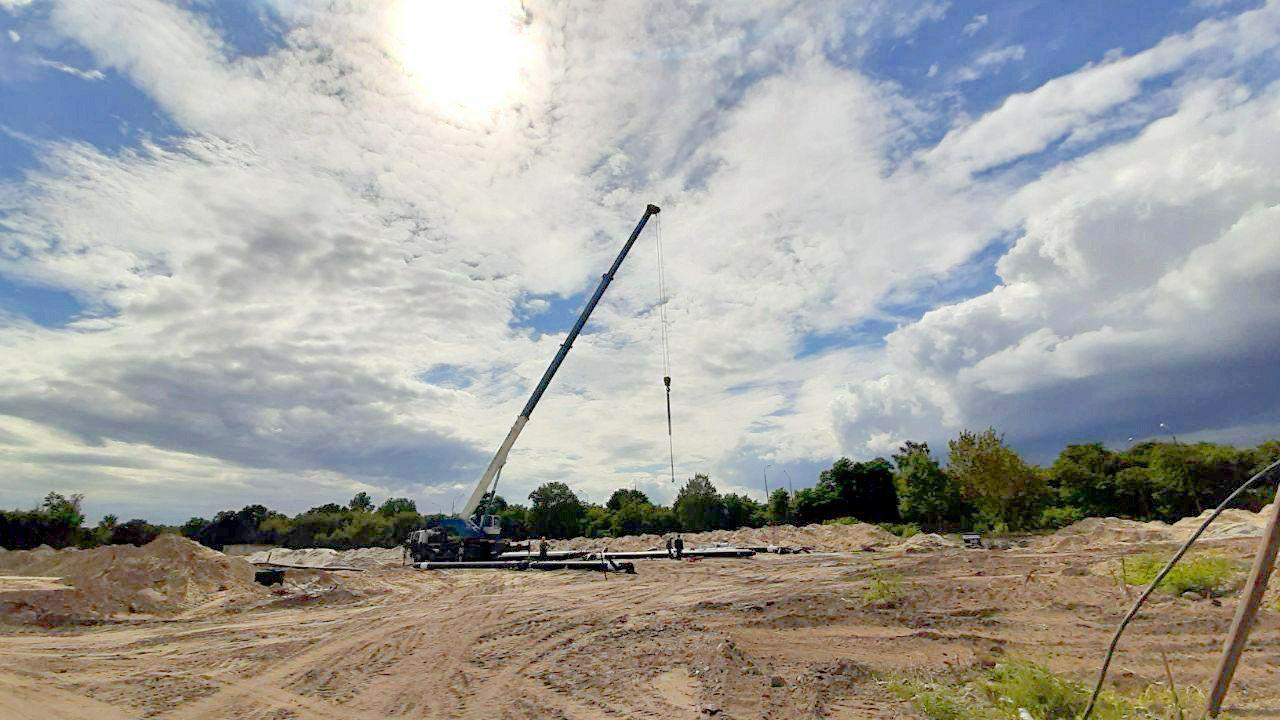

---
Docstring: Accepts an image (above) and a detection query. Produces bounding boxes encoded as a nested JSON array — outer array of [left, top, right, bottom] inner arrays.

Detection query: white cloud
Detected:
[[7, 30, 19, 43], [955, 43, 1026, 82], [962, 14, 988, 36], [36, 58, 104, 80], [1, 0, 1279, 522], [927, 1, 1280, 179], [843, 74, 1280, 455]]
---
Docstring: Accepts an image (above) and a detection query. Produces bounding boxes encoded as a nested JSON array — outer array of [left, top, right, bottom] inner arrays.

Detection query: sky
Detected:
[[0, 0, 1278, 524]]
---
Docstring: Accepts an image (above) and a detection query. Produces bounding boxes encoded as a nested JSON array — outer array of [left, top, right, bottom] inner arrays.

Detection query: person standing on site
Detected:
[[538, 536, 549, 560], [673, 534, 684, 559], [665, 536, 673, 558]]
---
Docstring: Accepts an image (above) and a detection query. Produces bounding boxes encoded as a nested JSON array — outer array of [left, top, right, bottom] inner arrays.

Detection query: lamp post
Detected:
[[763, 464, 772, 503], [1159, 422, 1179, 444]]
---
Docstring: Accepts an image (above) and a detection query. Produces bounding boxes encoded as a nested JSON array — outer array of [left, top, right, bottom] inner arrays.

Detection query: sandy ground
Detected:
[[3, 540, 1280, 719]]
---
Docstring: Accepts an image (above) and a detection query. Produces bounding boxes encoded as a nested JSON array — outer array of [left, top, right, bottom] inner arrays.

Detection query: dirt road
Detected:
[[3, 545, 1280, 719]]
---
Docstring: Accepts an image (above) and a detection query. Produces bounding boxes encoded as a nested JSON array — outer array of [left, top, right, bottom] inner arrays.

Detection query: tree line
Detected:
[[3, 431, 1277, 550]]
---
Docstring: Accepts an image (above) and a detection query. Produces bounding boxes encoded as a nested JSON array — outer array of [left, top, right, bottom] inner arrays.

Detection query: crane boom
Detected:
[[459, 204, 661, 520]]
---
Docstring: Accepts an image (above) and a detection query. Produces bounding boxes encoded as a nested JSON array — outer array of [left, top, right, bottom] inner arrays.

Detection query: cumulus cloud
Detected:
[[1, 0, 1278, 521], [840, 61, 1280, 456]]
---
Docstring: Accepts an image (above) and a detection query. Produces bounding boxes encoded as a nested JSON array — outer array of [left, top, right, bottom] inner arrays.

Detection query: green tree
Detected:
[[348, 492, 374, 513], [92, 514, 119, 546], [377, 497, 417, 516], [1048, 443, 1122, 517], [609, 496, 650, 536], [335, 511, 392, 548], [109, 518, 160, 546], [581, 504, 612, 538], [673, 474, 724, 532], [179, 517, 209, 539], [606, 488, 651, 512], [40, 492, 85, 547], [528, 482, 585, 538], [819, 457, 899, 523], [893, 442, 964, 528], [947, 428, 1047, 531], [496, 503, 532, 539], [387, 511, 424, 544], [258, 515, 291, 545], [720, 493, 764, 529], [791, 484, 839, 525], [766, 488, 791, 525]]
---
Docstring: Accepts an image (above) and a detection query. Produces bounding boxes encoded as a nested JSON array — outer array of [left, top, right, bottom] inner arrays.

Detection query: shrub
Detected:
[[878, 522, 921, 538], [822, 516, 860, 526], [1120, 552, 1244, 597], [1038, 505, 1085, 529], [861, 567, 904, 606], [982, 660, 1087, 719]]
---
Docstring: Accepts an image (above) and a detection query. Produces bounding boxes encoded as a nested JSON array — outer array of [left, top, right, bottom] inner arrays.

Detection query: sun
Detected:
[[391, 1, 531, 116]]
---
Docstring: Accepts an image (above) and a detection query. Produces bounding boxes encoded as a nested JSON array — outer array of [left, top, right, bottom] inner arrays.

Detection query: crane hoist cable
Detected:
[[655, 212, 676, 484]]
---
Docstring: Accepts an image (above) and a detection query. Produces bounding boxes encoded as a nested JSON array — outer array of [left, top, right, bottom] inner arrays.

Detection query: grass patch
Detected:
[[888, 660, 1221, 720], [860, 567, 904, 606], [1120, 552, 1244, 597], [878, 522, 922, 538], [822, 516, 860, 526]]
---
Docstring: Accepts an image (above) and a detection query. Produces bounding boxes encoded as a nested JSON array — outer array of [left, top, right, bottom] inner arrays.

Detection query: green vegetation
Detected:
[[5, 434, 1276, 551], [860, 567, 905, 606], [889, 660, 1219, 720], [1120, 552, 1244, 597], [878, 522, 921, 538]]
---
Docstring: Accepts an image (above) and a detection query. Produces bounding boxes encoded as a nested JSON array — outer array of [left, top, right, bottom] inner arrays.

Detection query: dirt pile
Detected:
[[244, 546, 403, 569], [1170, 504, 1273, 541], [898, 533, 958, 553], [555, 522, 899, 552], [0, 534, 266, 626], [1033, 517, 1177, 551], [1035, 504, 1276, 552]]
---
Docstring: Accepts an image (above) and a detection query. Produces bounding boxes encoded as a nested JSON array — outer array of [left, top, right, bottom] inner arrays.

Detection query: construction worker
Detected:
[[665, 536, 673, 558], [538, 536, 549, 560], [673, 534, 684, 559]]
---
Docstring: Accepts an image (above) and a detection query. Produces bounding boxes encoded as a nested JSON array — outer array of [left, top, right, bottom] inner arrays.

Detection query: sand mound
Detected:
[[0, 534, 266, 626], [555, 522, 899, 553], [899, 533, 958, 553], [1035, 504, 1277, 552], [245, 546, 404, 569], [1033, 517, 1178, 552], [1170, 504, 1272, 541]]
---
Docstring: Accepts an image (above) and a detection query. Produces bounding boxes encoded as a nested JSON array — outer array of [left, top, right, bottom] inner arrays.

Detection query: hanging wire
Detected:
[[655, 212, 672, 377], [655, 212, 676, 484]]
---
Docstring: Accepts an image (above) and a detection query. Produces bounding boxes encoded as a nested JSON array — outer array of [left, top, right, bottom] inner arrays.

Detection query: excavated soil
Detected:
[[1033, 504, 1277, 552], [3, 536, 1280, 719], [245, 546, 405, 569], [0, 535, 267, 626]]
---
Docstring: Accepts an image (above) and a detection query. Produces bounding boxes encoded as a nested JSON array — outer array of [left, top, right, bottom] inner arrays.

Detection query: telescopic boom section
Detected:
[[460, 204, 661, 519]]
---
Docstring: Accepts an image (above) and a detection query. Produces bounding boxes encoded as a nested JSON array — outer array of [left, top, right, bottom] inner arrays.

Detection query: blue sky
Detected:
[[1, 0, 1278, 523]]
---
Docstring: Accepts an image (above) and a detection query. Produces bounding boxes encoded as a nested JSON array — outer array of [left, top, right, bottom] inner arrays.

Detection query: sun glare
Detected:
[[392, 1, 530, 116]]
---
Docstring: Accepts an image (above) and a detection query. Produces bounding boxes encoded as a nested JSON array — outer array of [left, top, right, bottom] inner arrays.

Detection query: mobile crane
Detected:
[[407, 204, 662, 563]]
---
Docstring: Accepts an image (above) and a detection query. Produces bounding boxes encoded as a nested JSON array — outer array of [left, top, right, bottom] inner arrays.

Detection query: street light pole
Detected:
[[763, 464, 772, 503]]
